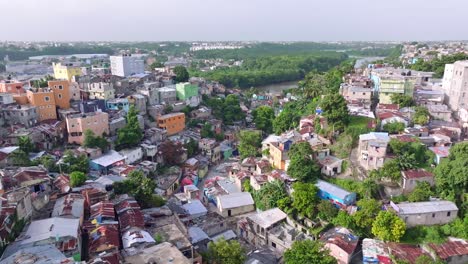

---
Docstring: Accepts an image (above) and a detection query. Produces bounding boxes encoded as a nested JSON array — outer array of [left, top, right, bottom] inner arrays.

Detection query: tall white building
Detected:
[[110, 54, 145, 77], [442, 60, 468, 111]]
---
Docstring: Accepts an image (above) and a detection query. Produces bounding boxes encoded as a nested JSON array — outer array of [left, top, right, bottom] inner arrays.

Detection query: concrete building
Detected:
[[316, 180, 357, 207], [127, 94, 147, 114], [157, 112, 185, 135], [48, 80, 71, 109], [442, 61, 468, 111], [2, 104, 38, 127], [390, 200, 458, 227], [358, 132, 390, 170], [0, 93, 14, 105], [66, 111, 109, 145], [118, 147, 143, 165], [216, 192, 255, 217], [320, 227, 359, 264], [110, 54, 144, 77], [340, 85, 372, 104], [0, 80, 24, 94], [106, 98, 129, 112], [88, 82, 115, 100], [26, 88, 57, 121], [53, 63, 82, 81], [158, 86, 177, 104], [401, 169, 435, 194], [138, 83, 160, 105]]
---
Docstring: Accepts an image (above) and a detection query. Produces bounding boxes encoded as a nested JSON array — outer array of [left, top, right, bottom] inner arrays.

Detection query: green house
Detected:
[[176, 82, 199, 101]]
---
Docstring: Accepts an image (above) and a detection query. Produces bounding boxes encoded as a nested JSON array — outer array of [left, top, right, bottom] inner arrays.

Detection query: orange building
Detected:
[[66, 111, 109, 145], [27, 88, 57, 122], [157, 112, 185, 135], [0, 80, 24, 94], [48, 80, 71, 109]]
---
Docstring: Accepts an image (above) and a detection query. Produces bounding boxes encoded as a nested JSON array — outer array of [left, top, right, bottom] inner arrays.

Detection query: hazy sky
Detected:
[[3, 0, 468, 41]]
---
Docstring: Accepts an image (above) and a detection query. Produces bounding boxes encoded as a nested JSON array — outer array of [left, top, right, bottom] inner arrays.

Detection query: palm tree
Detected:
[[362, 179, 378, 199], [298, 72, 326, 99]]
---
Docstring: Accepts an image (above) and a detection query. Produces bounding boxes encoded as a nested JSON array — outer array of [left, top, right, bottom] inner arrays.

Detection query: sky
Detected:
[[2, 0, 468, 41]]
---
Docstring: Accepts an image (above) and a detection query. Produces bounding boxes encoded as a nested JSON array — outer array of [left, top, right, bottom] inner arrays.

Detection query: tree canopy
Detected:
[[287, 142, 320, 182], [413, 106, 430, 125], [207, 238, 246, 264], [116, 106, 143, 149], [320, 93, 349, 131], [173, 66, 190, 82], [372, 211, 406, 242], [284, 240, 337, 264], [69, 171, 87, 187], [291, 182, 320, 218], [390, 94, 414, 107], [253, 180, 288, 211], [252, 106, 275, 134], [238, 130, 262, 159], [83, 129, 109, 152]]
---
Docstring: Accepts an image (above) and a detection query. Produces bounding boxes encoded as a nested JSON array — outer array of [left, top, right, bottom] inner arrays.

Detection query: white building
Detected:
[[442, 60, 468, 111], [110, 54, 145, 77], [119, 147, 143, 165]]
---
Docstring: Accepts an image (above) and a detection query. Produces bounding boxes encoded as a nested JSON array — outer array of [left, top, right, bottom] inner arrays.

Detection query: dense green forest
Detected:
[[0, 45, 114, 61], [190, 52, 349, 88], [347, 45, 403, 57], [410, 52, 468, 78]]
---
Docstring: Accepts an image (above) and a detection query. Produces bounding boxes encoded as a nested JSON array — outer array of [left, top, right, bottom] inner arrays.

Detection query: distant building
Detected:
[[48, 80, 71, 109], [390, 200, 458, 227], [53, 62, 82, 81], [216, 192, 255, 217], [2, 104, 38, 127], [401, 169, 434, 193], [442, 60, 468, 111], [157, 112, 185, 135], [88, 82, 115, 100], [66, 111, 109, 145], [110, 54, 144, 77], [0, 80, 24, 94]]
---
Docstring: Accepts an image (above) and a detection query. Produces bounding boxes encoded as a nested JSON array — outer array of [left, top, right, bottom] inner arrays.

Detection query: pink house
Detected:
[[66, 111, 109, 145], [320, 227, 359, 264]]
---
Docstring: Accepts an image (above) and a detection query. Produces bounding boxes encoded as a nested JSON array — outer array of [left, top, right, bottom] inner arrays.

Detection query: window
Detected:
[[59, 85, 63, 90], [271, 242, 276, 248], [432, 213, 435, 218], [44, 96, 50, 102], [58, 94, 62, 99], [447, 211, 451, 217]]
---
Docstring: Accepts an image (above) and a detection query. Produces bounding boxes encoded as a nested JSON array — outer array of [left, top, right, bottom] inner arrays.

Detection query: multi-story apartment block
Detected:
[[88, 82, 115, 100], [176, 82, 199, 101], [26, 88, 57, 122], [358, 132, 390, 171], [48, 80, 71, 109], [157, 112, 185, 135], [442, 60, 468, 111], [66, 111, 109, 145], [53, 63, 82, 81], [2, 104, 38, 127], [110, 54, 144, 77], [0, 80, 24, 94], [339, 84, 372, 104], [138, 83, 160, 105], [158, 87, 177, 104]]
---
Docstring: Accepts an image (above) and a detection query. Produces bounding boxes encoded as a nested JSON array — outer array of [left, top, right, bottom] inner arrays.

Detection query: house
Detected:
[[90, 150, 125, 174], [66, 111, 109, 145], [51, 193, 85, 223], [237, 208, 287, 250], [387, 242, 433, 264], [124, 242, 191, 264], [9, 217, 81, 259], [358, 132, 390, 170], [26, 88, 57, 122], [250, 174, 269, 191], [401, 169, 434, 194], [121, 229, 155, 249], [317, 155, 343, 176], [127, 94, 147, 115], [315, 180, 356, 208], [118, 208, 145, 232], [428, 146, 450, 165], [106, 98, 130, 112], [340, 84, 372, 104], [378, 112, 409, 129], [157, 112, 185, 135], [90, 201, 115, 222], [88, 82, 115, 100], [390, 200, 458, 227], [426, 238, 468, 264], [216, 192, 255, 217], [88, 224, 120, 257], [182, 200, 208, 220], [320, 227, 359, 264], [245, 248, 280, 264], [362, 238, 391, 264], [0, 245, 69, 264], [81, 188, 108, 208], [199, 138, 221, 164], [4, 187, 32, 220], [427, 104, 452, 122], [53, 62, 82, 81], [118, 147, 143, 165]]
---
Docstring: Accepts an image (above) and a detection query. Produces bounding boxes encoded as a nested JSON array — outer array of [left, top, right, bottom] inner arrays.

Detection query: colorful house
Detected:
[[315, 180, 356, 208]]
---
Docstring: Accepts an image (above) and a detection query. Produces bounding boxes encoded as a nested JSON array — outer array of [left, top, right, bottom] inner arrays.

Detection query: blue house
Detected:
[[106, 98, 129, 112], [315, 180, 356, 208]]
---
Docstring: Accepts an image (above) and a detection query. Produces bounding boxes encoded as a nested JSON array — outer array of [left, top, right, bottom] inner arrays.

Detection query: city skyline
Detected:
[[2, 0, 468, 41]]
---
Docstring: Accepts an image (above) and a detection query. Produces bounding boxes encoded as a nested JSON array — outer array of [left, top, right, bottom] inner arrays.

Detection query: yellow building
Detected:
[[53, 63, 82, 81], [157, 112, 185, 135], [27, 88, 57, 121]]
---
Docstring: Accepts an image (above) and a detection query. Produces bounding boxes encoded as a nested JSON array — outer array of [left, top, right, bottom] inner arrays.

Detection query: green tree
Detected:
[[298, 72, 326, 99], [408, 181, 433, 202], [184, 138, 199, 157], [353, 199, 381, 235], [69, 171, 87, 187], [287, 142, 320, 182], [374, 159, 402, 182], [317, 200, 338, 221], [413, 106, 430, 125], [390, 94, 414, 107], [434, 142, 468, 212], [273, 101, 302, 134], [321, 94, 349, 131], [284, 240, 337, 264], [372, 211, 406, 242], [332, 210, 355, 229], [18, 136, 35, 154], [291, 182, 320, 218], [173, 65, 189, 83], [116, 106, 143, 149], [383, 122, 405, 134], [83, 129, 109, 151], [362, 178, 378, 199], [207, 238, 246, 264], [150, 61, 164, 69], [238, 130, 262, 159], [252, 106, 275, 134], [223, 94, 245, 125], [253, 180, 288, 210], [9, 150, 31, 166], [61, 151, 89, 173], [201, 123, 214, 138]]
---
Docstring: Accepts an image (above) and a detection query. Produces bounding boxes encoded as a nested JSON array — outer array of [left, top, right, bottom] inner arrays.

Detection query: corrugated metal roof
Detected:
[[217, 192, 254, 209], [316, 180, 353, 200], [395, 200, 458, 215]]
